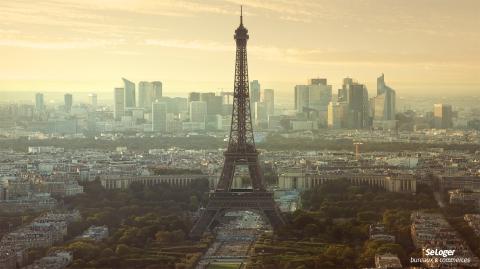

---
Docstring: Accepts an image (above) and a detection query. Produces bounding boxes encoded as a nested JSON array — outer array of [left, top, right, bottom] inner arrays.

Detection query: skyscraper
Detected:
[[250, 80, 260, 103], [263, 89, 274, 116], [310, 78, 327, 86], [89, 93, 97, 109], [64, 93, 73, 113], [114, 87, 125, 121], [346, 82, 369, 129], [294, 85, 309, 112], [189, 101, 207, 124], [188, 92, 201, 103], [152, 101, 168, 132], [35, 93, 44, 111], [122, 78, 136, 108], [138, 81, 154, 111], [294, 79, 332, 121], [152, 81, 162, 101], [434, 104, 453, 129], [200, 92, 215, 102], [338, 77, 353, 103], [327, 101, 346, 129], [200, 92, 222, 116], [372, 74, 396, 129], [254, 101, 268, 127]]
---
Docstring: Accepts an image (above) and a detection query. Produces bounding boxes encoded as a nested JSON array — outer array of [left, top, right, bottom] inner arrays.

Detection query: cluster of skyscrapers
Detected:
[[113, 79, 275, 133], [113, 78, 162, 121], [25, 74, 457, 135], [35, 93, 76, 114], [293, 74, 396, 130]]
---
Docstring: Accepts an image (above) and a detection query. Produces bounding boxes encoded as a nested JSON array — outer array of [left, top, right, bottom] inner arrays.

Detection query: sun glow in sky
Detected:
[[0, 0, 479, 102]]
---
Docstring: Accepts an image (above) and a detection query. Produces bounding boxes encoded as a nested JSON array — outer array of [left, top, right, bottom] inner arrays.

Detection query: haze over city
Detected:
[[1, 0, 479, 102], [2, 2, 480, 269]]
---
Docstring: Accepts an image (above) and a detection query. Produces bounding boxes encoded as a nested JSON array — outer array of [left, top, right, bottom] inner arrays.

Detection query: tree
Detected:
[[357, 211, 380, 223], [189, 195, 199, 210], [115, 244, 130, 256], [101, 248, 115, 257], [155, 231, 171, 243], [304, 223, 319, 237], [67, 241, 100, 261]]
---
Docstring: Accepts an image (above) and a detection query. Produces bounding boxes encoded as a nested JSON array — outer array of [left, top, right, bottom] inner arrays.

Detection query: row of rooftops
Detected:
[[411, 211, 480, 268]]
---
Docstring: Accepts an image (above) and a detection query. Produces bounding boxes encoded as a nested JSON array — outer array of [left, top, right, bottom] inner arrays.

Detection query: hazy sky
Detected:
[[0, 0, 479, 103]]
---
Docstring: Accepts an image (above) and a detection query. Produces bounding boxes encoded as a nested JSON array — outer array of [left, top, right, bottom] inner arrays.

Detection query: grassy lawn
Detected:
[[207, 263, 241, 269]]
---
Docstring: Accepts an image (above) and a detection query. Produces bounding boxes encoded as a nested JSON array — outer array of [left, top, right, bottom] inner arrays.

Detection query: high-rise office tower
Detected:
[[254, 101, 268, 126], [189, 101, 207, 123], [294, 79, 332, 114], [152, 81, 162, 101], [373, 74, 396, 121], [338, 77, 353, 103], [200, 92, 215, 102], [327, 101, 346, 129], [200, 92, 215, 112], [434, 104, 453, 129], [152, 101, 168, 132], [188, 92, 201, 103], [35, 93, 44, 111], [346, 82, 369, 129], [122, 78, 136, 108], [263, 89, 274, 116], [343, 77, 353, 87], [209, 96, 223, 115], [310, 78, 327, 86], [89, 93, 97, 109], [138, 81, 153, 111], [173, 97, 188, 114], [114, 87, 125, 121], [294, 85, 309, 112], [64, 93, 73, 113], [250, 80, 260, 103], [200, 92, 222, 116]]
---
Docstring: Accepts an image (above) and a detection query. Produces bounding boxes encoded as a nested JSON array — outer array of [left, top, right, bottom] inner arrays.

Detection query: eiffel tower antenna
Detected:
[[240, 5, 243, 25]]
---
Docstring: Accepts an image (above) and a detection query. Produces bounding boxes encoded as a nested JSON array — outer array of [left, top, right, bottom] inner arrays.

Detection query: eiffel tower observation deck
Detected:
[[189, 7, 285, 239]]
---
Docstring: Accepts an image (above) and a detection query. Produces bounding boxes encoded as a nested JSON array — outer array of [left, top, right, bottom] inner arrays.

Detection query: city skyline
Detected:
[[1, 4, 480, 268], [0, 0, 479, 98]]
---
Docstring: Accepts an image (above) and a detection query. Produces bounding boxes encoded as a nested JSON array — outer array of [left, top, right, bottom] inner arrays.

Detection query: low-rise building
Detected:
[[278, 169, 416, 193], [464, 214, 480, 237], [77, 225, 109, 242], [411, 211, 480, 268], [0, 247, 17, 269], [25, 251, 72, 269], [449, 189, 480, 208], [369, 223, 395, 243], [100, 174, 208, 190], [375, 253, 402, 269]]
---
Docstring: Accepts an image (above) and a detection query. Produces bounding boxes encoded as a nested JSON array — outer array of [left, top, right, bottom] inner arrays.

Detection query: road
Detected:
[[196, 210, 270, 269], [434, 191, 446, 208]]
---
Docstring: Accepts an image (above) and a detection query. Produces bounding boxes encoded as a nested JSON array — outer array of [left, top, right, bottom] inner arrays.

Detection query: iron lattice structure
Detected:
[[190, 8, 285, 238], [216, 9, 263, 192]]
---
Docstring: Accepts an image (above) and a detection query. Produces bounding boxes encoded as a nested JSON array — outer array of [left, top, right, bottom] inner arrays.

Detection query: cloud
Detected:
[[144, 39, 232, 52], [142, 38, 480, 67], [0, 38, 123, 49]]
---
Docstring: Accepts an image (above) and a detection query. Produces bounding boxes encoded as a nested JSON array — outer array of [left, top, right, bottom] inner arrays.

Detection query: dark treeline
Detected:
[[1, 134, 479, 153], [54, 179, 211, 269], [248, 181, 438, 269]]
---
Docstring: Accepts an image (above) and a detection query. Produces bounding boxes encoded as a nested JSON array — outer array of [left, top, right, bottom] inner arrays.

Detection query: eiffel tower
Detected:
[[189, 7, 285, 238]]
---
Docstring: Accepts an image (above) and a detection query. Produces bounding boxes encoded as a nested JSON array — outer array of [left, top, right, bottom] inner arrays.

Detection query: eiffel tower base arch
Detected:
[[189, 192, 285, 238]]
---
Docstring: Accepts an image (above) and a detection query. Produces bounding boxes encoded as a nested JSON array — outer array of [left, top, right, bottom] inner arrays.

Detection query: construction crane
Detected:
[[353, 142, 363, 160]]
